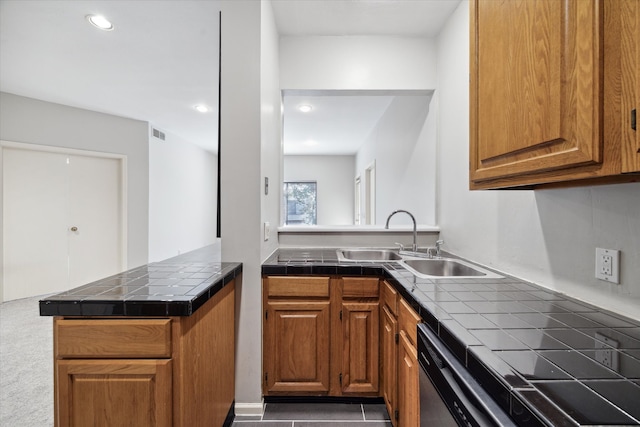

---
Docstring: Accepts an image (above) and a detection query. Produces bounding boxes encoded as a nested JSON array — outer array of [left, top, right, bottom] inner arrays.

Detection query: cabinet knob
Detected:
[[70, 226, 78, 232]]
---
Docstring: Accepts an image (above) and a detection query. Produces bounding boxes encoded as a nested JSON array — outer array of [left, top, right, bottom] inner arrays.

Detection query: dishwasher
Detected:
[[418, 323, 517, 427]]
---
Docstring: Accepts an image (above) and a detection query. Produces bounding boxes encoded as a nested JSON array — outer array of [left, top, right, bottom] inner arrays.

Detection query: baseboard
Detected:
[[234, 400, 265, 417]]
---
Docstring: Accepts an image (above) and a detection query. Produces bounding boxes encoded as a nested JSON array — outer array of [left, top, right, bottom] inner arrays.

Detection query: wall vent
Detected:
[[152, 128, 166, 141]]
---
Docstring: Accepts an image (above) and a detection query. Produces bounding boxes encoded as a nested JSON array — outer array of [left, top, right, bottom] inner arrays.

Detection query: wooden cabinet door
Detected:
[[470, 0, 603, 187], [264, 300, 331, 393], [622, 0, 640, 172], [341, 301, 379, 394], [397, 331, 419, 427], [637, 0, 640, 171], [381, 305, 398, 426], [398, 298, 420, 347], [56, 359, 172, 427], [381, 280, 399, 317]]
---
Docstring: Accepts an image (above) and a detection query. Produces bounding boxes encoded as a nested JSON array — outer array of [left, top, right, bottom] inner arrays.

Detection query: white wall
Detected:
[[261, 0, 282, 261], [280, 36, 437, 90], [0, 92, 149, 271], [355, 95, 436, 226], [148, 130, 217, 262], [219, 0, 283, 415], [436, 1, 640, 321], [284, 155, 354, 225]]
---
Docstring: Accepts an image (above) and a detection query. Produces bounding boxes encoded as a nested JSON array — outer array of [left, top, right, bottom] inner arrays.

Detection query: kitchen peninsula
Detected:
[[40, 247, 241, 427]]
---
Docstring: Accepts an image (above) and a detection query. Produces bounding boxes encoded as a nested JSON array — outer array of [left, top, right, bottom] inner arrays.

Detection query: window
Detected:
[[284, 182, 317, 225]]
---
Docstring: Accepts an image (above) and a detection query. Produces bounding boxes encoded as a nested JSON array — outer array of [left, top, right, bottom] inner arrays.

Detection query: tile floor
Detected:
[[232, 402, 392, 426]]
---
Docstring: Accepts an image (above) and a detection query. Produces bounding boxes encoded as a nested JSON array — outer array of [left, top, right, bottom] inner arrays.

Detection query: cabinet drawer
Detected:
[[381, 281, 398, 316], [342, 277, 379, 298], [266, 276, 330, 298], [398, 298, 421, 347], [55, 318, 172, 358]]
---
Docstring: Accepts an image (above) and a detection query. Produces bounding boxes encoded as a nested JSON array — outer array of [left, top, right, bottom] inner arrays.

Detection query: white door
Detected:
[[2, 146, 124, 301], [67, 154, 122, 288], [3, 148, 69, 299]]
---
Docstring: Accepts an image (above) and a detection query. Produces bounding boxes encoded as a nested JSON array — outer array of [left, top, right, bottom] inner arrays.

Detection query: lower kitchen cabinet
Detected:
[[263, 274, 420, 422], [53, 280, 236, 427], [341, 302, 379, 393], [380, 281, 421, 427], [398, 298, 421, 427], [398, 331, 419, 427], [263, 276, 380, 397], [56, 359, 172, 427], [263, 276, 332, 395], [263, 300, 331, 393], [381, 304, 399, 425]]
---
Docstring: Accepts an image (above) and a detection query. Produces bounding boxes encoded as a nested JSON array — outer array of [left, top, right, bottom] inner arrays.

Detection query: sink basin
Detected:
[[401, 258, 502, 279], [337, 249, 402, 262]]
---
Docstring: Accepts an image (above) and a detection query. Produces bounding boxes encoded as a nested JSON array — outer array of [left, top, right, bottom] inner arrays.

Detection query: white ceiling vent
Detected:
[[152, 128, 166, 141]]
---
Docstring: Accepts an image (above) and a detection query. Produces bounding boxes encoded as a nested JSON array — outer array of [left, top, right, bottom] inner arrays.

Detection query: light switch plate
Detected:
[[595, 248, 620, 284], [264, 222, 270, 241]]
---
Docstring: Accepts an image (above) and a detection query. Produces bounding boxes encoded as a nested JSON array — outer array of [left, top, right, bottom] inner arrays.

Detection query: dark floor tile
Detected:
[[363, 404, 390, 420], [296, 423, 391, 427], [233, 414, 263, 421], [231, 422, 291, 427], [262, 403, 364, 421]]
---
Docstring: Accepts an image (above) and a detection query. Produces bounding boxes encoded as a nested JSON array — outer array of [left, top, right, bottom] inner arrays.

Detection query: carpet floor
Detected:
[[0, 294, 54, 426]]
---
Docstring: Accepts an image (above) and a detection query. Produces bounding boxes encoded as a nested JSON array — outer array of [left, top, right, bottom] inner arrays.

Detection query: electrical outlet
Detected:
[[595, 248, 620, 284], [595, 332, 619, 371]]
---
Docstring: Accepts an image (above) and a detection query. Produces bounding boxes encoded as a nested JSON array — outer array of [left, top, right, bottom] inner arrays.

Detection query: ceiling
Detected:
[[283, 91, 434, 156], [271, 0, 461, 37], [0, 0, 461, 154]]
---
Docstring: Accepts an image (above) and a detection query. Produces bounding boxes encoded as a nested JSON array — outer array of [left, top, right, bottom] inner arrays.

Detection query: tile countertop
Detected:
[[263, 248, 640, 427], [40, 247, 242, 317]]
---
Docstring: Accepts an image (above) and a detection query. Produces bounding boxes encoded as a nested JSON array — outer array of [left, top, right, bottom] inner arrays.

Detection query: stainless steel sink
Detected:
[[401, 258, 502, 279], [337, 249, 402, 262]]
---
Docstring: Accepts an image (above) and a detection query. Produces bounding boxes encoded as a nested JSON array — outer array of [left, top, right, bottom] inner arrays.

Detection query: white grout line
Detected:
[[360, 404, 366, 420]]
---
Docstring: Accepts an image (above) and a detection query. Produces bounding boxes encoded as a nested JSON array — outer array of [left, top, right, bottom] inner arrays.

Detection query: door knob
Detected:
[[70, 226, 78, 232]]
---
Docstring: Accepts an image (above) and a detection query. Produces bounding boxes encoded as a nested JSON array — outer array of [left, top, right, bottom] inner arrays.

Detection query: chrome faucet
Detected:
[[385, 210, 417, 252], [426, 240, 444, 259]]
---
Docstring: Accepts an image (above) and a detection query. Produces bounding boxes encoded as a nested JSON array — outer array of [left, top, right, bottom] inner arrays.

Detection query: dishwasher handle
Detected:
[[418, 324, 517, 427]]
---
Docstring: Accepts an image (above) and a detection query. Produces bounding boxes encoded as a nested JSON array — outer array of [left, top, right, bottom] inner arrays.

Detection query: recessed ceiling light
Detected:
[[194, 105, 210, 113], [86, 14, 114, 31], [298, 104, 313, 113]]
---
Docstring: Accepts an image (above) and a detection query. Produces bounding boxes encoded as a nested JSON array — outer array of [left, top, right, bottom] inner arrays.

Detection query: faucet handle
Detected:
[[435, 240, 444, 257], [394, 242, 405, 251]]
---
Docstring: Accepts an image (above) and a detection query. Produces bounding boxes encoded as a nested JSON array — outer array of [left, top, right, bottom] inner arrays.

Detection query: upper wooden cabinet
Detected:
[[625, 0, 640, 172], [470, 0, 640, 189]]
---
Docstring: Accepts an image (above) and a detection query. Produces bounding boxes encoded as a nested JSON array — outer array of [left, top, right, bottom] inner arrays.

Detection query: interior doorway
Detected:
[[2, 142, 127, 301], [365, 161, 376, 225], [354, 176, 361, 225]]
